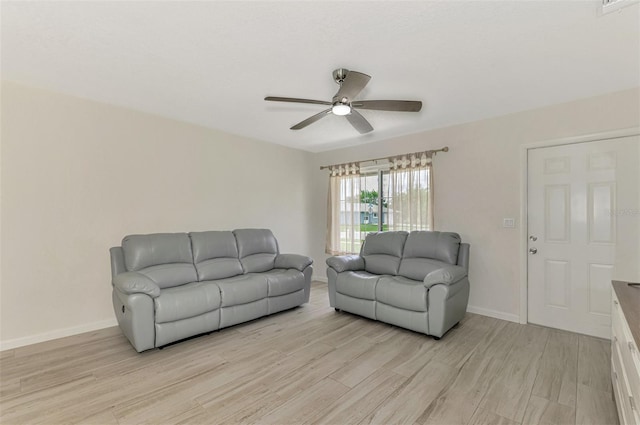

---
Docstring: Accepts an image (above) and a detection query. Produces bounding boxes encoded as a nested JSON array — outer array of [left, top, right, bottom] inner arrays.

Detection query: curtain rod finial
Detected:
[[443, 147, 449, 152]]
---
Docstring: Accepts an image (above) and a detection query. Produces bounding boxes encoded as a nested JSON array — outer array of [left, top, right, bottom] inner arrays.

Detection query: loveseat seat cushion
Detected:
[[216, 274, 268, 307], [361, 231, 408, 275], [154, 281, 221, 323], [122, 233, 197, 289], [261, 269, 305, 297], [234, 229, 278, 273], [376, 276, 428, 312], [336, 271, 380, 300], [190, 231, 243, 280]]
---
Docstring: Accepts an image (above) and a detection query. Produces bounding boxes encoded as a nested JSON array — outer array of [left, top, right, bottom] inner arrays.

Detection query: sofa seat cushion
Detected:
[[260, 269, 305, 297], [376, 276, 428, 312], [154, 281, 221, 323], [398, 258, 451, 282], [216, 274, 268, 307], [336, 271, 381, 300]]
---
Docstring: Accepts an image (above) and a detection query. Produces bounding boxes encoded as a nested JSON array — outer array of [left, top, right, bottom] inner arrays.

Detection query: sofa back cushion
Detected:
[[190, 231, 244, 280], [122, 233, 197, 289], [361, 231, 408, 275], [234, 229, 279, 273], [398, 231, 461, 281]]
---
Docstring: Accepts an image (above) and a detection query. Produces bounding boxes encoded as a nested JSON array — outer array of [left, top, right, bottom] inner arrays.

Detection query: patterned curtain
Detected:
[[387, 152, 434, 231], [325, 163, 362, 255]]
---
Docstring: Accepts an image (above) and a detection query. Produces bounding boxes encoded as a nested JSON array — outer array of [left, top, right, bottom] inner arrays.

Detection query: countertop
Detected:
[[613, 280, 640, 347]]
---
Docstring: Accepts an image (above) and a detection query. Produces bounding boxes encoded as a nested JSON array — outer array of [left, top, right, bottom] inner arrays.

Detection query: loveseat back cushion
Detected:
[[361, 231, 408, 275], [398, 231, 461, 281], [234, 229, 279, 273], [190, 231, 244, 280], [403, 231, 461, 264], [122, 233, 197, 289]]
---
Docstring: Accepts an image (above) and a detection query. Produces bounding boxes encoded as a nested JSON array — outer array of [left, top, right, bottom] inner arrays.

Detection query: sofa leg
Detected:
[[334, 308, 341, 312], [432, 336, 441, 341], [454, 321, 460, 328]]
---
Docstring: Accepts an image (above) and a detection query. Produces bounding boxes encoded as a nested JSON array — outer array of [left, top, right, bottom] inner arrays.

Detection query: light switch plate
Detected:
[[503, 218, 515, 228]]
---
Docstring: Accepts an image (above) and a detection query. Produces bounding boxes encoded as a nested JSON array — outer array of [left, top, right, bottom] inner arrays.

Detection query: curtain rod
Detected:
[[319, 146, 449, 170]]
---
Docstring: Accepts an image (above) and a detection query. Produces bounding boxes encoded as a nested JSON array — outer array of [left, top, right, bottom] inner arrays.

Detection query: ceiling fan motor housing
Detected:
[[332, 68, 350, 84]]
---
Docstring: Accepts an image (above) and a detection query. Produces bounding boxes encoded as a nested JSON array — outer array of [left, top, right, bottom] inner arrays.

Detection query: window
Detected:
[[326, 152, 434, 255], [360, 170, 388, 233]]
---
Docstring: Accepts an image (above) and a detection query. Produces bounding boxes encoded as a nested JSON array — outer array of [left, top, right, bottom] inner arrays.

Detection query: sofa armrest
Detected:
[[113, 272, 161, 298], [274, 253, 313, 272], [326, 255, 365, 273], [423, 265, 468, 288]]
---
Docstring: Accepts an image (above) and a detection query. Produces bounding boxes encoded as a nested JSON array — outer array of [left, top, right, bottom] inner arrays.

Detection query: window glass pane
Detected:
[[360, 172, 379, 234]]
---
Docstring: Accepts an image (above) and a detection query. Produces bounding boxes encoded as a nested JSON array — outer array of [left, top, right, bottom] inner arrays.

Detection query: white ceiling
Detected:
[[2, 1, 639, 152]]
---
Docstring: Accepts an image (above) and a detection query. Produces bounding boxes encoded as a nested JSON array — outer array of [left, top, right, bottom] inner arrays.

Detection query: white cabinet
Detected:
[[612, 284, 640, 425]]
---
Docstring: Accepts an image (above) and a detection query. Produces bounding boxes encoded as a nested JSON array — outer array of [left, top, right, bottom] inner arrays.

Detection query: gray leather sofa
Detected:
[[326, 231, 469, 339], [110, 229, 313, 352]]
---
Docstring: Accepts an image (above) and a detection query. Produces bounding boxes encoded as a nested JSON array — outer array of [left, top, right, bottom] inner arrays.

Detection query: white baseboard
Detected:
[[313, 275, 328, 283], [466, 305, 520, 323], [0, 318, 118, 351]]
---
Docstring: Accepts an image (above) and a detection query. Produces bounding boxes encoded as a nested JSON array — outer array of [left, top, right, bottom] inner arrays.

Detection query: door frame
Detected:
[[518, 127, 640, 324]]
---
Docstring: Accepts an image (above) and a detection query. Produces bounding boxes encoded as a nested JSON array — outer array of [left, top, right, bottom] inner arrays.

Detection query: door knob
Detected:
[[529, 247, 538, 254], [529, 235, 537, 241]]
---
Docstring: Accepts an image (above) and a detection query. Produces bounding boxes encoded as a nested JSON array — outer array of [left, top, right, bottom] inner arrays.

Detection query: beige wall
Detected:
[[310, 88, 640, 321], [2, 81, 638, 349], [0, 82, 314, 348]]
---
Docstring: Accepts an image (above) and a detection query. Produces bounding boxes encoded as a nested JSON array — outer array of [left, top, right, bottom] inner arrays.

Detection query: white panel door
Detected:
[[528, 136, 640, 338]]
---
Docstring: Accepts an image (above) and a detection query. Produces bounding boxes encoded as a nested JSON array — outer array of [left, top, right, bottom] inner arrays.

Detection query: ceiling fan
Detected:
[[265, 68, 422, 134]]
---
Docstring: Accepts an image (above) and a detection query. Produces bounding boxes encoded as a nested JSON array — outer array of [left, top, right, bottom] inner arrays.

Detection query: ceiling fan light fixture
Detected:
[[332, 103, 351, 116]]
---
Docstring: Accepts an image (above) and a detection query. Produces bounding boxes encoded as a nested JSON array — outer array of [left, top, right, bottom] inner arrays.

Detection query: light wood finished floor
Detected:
[[0, 282, 618, 425]]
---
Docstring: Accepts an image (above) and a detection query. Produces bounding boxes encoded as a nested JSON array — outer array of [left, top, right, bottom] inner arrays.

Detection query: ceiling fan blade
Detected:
[[346, 110, 374, 134], [265, 96, 331, 106], [352, 100, 422, 112], [335, 71, 371, 101], [291, 109, 332, 130]]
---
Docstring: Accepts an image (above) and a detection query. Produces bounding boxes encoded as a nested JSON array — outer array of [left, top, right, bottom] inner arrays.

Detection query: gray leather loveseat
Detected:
[[326, 231, 469, 339], [110, 229, 313, 352]]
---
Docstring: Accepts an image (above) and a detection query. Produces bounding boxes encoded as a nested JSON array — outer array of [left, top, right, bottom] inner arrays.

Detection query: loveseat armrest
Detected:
[[423, 265, 468, 289], [113, 272, 161, 298], [326, 255, 365, 273], [274, 253, 313, 272]]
